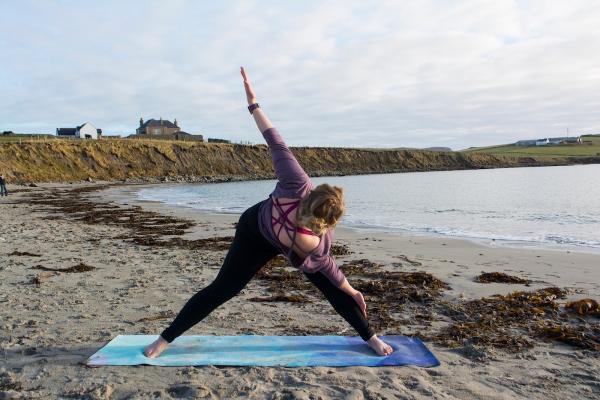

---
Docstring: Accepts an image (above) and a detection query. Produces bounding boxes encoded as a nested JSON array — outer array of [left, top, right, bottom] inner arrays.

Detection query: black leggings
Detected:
[[160, 200, 375, 343]]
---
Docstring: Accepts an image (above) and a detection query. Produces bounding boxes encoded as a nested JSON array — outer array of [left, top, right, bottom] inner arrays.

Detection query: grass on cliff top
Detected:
[[462, 135, 600, 158]]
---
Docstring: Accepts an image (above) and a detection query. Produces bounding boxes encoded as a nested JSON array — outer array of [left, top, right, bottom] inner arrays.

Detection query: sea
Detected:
[[137, 164, 600, 253]]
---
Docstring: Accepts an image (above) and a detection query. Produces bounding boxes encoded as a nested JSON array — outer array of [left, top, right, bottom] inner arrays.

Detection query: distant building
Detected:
[[548, 136, 582, 144], [137, 118, 180, 135], [132, 117, 203, 141], [56, 122, 100, 139], [517, 136, 581, 146]]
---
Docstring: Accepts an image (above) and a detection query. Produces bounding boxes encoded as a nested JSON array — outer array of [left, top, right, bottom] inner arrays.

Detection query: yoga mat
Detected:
[[86, 335, 440, 367]]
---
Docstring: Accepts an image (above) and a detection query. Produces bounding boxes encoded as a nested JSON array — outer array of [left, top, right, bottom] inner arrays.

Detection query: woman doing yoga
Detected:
[[144, 67, 394, 358]]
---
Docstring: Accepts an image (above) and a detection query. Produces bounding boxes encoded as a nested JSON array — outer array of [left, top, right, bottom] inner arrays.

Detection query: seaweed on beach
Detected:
[[249, 294, 312, 303], [430, 287, 567, 350], [428, 287, 600, 352], [8, 251, 41, 257], [254, 257, 315, 294], [253, 257, 450, 332], [23, 186, 197, 246], [475, 271, 531, 284], [127, 235, 234, 251], [331, 243, 352, 256], [535, 323, 600, 351], [340, 259, 450, 303], [339, 258, 383, 275], [32, 262, 96, 273], [565, 299, 600, 317]]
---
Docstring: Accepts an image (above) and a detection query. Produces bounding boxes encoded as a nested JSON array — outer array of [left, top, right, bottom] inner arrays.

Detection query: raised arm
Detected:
[[240, 67, 310, 195], [241, 66, 272, 132]]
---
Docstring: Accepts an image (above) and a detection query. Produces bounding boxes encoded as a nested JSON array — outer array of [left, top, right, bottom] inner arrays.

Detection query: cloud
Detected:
[[1, 0, 599, 149]]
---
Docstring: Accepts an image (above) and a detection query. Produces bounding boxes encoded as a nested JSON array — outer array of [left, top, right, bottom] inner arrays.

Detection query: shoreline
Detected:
[[99, 183, 600, 300], [104, 182, 600, 257]]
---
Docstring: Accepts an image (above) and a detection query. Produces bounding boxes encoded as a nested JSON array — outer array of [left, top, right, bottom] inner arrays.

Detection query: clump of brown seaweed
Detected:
[[536, 323, 600, 351], [249, 294, 311, 303], [127, 235, 234, 250], [28, 262, 96, 285], [474, 271, 530, 284], [331, 243, 352, 256], [430, 287, 600, 352], [32, 262, 96, 273], [24, 185, 198, 247], [565, 299, 600, 317], [252, 257, 451, 331]]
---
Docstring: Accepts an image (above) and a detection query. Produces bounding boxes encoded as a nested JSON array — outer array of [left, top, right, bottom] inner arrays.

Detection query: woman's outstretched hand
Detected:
[[240, 66, 257, 105]]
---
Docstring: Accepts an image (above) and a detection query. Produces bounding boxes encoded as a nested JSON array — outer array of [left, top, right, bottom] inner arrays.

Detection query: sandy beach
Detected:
[[1, 183, 598, 399]]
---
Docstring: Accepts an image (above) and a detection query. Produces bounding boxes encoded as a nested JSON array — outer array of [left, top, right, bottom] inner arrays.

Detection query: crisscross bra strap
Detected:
[[271, 198, 300, 258]]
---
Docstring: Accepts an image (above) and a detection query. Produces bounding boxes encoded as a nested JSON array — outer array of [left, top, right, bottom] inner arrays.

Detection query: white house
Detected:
[[535, 138, 549, 146], [56, 122, 101, 139]]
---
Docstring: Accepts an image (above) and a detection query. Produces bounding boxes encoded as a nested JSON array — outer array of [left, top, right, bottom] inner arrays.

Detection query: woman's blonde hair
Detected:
[[297, 183, 345, 235]]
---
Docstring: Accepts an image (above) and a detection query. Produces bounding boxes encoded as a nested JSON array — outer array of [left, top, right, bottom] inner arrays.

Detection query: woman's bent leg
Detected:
[[160, 215, 278, 343], [304, 271, 375, 341]]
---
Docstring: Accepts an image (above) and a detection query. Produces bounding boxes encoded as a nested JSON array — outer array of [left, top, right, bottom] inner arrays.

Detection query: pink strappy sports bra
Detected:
[[271, 198, 317, 255]]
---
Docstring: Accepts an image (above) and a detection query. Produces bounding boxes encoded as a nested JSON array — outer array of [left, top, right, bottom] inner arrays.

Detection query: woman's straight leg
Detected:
[[304, 271, 375, 341], [160, 204, 279, 343]]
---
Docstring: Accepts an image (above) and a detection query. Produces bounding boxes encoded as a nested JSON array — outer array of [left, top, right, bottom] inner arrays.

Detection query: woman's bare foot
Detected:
[[144, 336, 169, 358], [367, 335, 394, 356]]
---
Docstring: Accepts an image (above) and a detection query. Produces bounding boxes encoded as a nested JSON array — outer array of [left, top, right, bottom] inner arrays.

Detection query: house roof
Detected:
[[57, 128, 76, 135], [76, 122, 96, 130], [141, 119, 178, 129]]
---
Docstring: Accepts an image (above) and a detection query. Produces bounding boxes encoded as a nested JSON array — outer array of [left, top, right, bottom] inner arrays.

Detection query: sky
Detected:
[[1, 1, 599, 150]]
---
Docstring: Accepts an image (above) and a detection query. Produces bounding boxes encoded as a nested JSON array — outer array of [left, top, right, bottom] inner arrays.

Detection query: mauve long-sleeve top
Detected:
[[257, 127, 347, 288]]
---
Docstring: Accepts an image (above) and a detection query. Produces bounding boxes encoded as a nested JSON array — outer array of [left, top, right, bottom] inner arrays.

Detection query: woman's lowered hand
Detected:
[[351, 290, 367, 318]]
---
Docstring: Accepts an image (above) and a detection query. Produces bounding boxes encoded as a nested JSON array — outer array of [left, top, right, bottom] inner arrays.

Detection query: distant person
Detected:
[[143, 67, 393, 358], [0, 174, 7, 196]]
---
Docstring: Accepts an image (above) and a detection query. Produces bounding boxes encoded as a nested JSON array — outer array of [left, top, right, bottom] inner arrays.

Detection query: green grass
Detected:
[[0, 134, 58, 142], [461, 135, 600, 158]]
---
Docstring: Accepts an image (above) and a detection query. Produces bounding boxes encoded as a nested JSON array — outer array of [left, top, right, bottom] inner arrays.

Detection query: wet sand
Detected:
[[0, 183, 598, 399]]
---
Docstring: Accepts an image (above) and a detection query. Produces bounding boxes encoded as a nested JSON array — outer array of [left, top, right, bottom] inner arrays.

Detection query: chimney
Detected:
[[174, 118, 178, 127], [139, 117, 144, 127], [160, 117, 163, 125]]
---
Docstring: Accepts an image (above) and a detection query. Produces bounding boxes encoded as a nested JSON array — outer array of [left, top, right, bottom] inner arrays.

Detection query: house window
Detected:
[[152, 128, 161, 135]]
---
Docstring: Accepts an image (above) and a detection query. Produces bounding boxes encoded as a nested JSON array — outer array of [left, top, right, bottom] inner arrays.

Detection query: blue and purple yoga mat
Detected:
[[86, 335, 440, 367]]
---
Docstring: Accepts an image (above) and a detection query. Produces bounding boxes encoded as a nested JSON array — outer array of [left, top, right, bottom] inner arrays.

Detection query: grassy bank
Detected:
[[462, 135, 600, 158], [1, 137, 599, 184]]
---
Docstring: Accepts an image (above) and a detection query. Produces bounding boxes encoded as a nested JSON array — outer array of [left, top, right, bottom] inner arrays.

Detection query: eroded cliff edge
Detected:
[[1, 140, 599, 183]]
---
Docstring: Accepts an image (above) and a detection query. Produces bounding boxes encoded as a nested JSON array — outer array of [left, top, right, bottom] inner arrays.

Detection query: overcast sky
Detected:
[[1, 1, 599, 150]]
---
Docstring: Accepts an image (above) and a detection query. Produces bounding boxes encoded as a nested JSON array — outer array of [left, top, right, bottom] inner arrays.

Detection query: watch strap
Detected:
[[248, 103, 260, 114]]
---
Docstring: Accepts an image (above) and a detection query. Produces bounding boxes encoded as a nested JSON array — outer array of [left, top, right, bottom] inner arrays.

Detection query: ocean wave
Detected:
[[342, 219, 600, 250]]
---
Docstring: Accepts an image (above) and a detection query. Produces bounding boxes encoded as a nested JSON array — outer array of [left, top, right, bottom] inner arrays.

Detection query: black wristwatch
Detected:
[[248, 103, 260, 114]]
